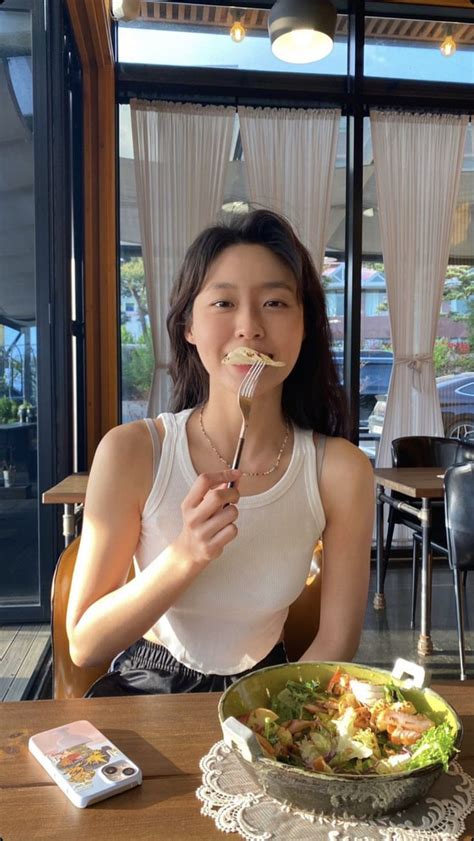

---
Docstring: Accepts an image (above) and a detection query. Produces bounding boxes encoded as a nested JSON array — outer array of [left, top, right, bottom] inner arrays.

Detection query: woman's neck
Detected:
[[187, 387, 292, 480]]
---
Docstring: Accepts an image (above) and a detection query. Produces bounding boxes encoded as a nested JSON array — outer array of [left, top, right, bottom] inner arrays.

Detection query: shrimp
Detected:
[[375, 709, 435, 746], [372, 700, 416, 730], [326, 668, 352, 697]]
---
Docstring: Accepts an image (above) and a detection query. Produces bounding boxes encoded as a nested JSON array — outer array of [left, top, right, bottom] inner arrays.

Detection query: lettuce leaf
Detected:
[[270, 680, 320, 722], [404, 723, 458, 772]]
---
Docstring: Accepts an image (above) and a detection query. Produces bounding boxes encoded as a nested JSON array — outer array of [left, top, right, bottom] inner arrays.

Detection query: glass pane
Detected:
[[364, 17, 474, 83], [119, 104, 150, 423], [118, 3, 347, 75], [435, 123, 474, 442], [323, 118, 346, 433], [363, 117, 474, 449], [0, 9, 39, 605], [119, 105, 345, 423], [360, 118, 391, 460]]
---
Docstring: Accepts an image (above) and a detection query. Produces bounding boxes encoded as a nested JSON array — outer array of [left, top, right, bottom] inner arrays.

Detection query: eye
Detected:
[[212, 300, 234, 308], [264, 299, 288, 308]]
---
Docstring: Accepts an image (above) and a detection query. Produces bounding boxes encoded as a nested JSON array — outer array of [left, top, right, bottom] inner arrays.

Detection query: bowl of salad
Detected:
[[218, 658, 462, 817]]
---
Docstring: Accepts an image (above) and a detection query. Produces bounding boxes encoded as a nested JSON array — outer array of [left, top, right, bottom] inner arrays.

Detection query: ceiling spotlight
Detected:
[[268, 0, 337, 64], [230, 20, 246, 43], [440, 28, 456, 58]]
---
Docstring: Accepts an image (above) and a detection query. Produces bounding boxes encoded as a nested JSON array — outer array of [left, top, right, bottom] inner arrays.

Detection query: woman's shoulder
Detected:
[[313, 433, 374, 492], [89, 419, 167, 511], [99, 417, 166, 453]]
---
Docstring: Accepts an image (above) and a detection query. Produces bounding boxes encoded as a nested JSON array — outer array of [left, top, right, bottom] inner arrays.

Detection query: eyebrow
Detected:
[[206, 281, 295, 292]]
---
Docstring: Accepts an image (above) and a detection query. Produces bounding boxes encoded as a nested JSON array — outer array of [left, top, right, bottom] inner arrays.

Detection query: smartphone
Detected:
[[28, 720, 142, 808]]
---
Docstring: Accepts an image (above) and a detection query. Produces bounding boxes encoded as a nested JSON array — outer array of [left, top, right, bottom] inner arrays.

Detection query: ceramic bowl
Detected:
[[218, 659, 462, 818]]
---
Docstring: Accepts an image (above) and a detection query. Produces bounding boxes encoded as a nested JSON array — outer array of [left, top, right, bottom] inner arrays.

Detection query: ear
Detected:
[[184, 322, 196, 345]]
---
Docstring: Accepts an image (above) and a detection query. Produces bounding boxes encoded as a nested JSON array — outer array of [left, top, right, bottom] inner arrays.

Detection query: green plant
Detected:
[[121, 331, 155, 400], [121, 257, 149, 337], [0, 396, 16, 424]]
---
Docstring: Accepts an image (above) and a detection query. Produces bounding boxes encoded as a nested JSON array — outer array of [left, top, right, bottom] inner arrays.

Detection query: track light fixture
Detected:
[[268, 0, 337, 64]]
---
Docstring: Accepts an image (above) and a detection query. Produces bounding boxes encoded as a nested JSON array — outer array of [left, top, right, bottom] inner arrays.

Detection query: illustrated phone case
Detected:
[[28, 720, 142, 808]]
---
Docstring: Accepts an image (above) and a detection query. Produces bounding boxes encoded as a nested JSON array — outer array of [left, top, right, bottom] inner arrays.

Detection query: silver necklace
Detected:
[[199, 406, 290, 478]]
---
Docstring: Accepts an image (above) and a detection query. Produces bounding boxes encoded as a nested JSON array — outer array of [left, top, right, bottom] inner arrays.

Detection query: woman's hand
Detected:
[[174, 469, 242, 567]]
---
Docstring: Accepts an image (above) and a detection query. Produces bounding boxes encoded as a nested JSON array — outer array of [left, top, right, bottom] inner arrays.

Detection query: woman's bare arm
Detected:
[[299, 438, 374, 663], [66, 421, 240, 668]]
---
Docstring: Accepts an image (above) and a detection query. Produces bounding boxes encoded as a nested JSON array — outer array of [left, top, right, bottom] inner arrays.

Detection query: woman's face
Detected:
[[185, 243, 305, 398]]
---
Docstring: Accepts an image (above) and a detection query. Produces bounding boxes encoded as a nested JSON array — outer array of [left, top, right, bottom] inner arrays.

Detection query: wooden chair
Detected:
[[283, 540, 322, 661], [51, 537, 322, 698], [52, 537, 106, 699]]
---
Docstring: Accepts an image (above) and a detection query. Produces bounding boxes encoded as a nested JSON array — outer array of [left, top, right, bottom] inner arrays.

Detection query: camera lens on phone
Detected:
[[123, 767, 135, 776], [104, 766, 117, 775]]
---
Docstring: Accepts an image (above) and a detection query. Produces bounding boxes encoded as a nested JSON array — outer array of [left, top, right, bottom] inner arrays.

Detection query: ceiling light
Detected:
[[268, 0, 337, 64], [230, 20, 246, 43], [440, 29, 456, 58]]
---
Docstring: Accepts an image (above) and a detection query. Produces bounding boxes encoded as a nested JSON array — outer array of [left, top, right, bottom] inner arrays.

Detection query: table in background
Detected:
[[42, 473, 88, 545], [373, 467, 445, 657], [1, 687, 473, 841]]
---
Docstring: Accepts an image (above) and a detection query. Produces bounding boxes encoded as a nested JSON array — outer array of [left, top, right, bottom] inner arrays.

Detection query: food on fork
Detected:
[[222, 346, 285, 367]]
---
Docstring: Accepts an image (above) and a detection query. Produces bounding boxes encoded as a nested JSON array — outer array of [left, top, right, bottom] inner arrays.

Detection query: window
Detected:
[[364, 17, 474, 83], [117, 4, 473, 456], [0, 7, 39, 607], [118, 3, 348, 75], [119, 105, 346, 422]]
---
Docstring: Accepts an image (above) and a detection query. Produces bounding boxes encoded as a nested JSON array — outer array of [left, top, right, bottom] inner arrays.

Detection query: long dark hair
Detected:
[[167, 209, 349, 437]]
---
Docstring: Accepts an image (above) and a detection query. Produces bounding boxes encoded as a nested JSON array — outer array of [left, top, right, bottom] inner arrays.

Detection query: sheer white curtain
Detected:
[[130, 99, 235, 415], [370, 111, 468, 468], [238, 107, 341, 274]]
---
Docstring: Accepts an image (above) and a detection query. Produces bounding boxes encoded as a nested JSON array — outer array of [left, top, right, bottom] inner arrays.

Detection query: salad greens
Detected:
[[241, 670, 458, 777], [270, 680, 320, 722]]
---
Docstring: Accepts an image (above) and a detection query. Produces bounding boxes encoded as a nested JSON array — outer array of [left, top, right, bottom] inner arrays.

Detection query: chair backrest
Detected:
[[51, 537, 134, 699], [283, 542, 322, 661], [444, 463, 474, 572], [391, 436, 471, 469]]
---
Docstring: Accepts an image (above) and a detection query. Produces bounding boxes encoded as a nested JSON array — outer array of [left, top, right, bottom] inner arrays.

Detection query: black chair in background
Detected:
[[381, 436, 474, 626], [443, 462, 474, 680]]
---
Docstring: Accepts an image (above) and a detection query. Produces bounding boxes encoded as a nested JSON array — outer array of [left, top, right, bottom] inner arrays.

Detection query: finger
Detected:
[[197, 503, 239, 542], [207, 522, 239, 554], [187, 487, 239, 534], [186, 484, 240, 524], [184, 470, 241, 508]]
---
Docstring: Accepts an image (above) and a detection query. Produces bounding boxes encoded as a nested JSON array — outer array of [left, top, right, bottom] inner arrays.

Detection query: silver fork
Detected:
[[227, 360, 266, 489]]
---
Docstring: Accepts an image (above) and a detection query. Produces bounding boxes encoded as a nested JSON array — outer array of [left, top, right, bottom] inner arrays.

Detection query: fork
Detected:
[[227, 360, 266, 489]]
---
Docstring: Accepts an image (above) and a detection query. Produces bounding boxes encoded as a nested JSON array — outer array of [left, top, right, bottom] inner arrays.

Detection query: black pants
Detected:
[[84, 638, 288, 697]]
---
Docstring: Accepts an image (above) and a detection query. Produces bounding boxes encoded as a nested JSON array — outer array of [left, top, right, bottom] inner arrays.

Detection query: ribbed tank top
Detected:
[[134, 408, 326, 675]]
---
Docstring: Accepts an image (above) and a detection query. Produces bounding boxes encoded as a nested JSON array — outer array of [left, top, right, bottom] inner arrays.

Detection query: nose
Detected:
[[235, 305, 264, 340]]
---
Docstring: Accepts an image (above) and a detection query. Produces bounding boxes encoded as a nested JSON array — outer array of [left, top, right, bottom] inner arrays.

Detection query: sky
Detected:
[[118, 25, 474, 85]]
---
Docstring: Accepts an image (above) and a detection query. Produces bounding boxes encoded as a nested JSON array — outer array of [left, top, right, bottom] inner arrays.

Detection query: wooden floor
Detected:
[[0, 624, 51, 701]]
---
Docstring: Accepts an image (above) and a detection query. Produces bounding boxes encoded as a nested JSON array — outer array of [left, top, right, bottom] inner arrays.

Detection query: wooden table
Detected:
[[374, 467, 445, 657], [42, 473, 88, 545], [1, 687, 473, 841]]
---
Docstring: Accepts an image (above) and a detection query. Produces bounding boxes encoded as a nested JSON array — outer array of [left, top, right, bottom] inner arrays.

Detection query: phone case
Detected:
[[28, 720, 142, 808]]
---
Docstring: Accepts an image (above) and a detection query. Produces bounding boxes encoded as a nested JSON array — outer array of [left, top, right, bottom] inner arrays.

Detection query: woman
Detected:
[[66, 209, 374, 696]]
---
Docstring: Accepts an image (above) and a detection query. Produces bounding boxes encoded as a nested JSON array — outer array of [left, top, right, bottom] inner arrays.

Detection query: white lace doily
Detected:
[[196, 741, 473, 841]]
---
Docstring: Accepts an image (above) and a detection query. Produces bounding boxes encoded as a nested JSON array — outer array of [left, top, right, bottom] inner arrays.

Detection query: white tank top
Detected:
[[134, 408, 326, 675]]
